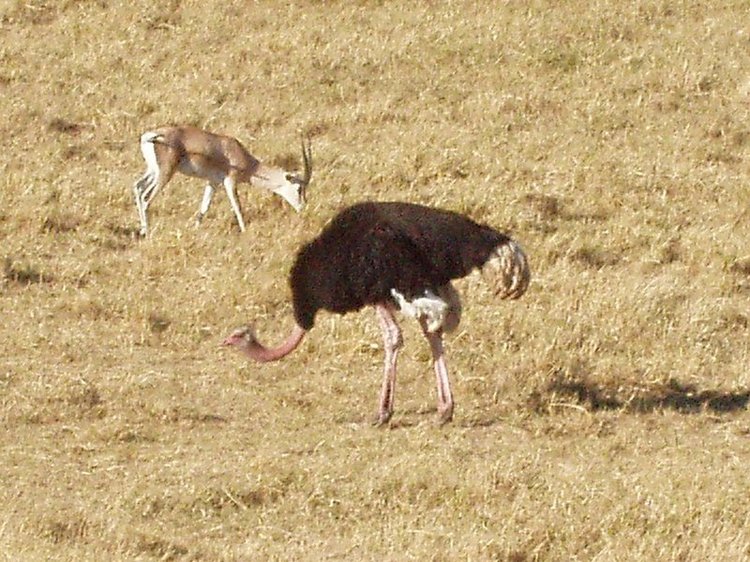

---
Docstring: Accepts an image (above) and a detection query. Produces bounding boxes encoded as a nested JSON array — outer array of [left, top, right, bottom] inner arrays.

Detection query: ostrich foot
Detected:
[[437, 405, 454, 426], [373, 410, 393, 427]]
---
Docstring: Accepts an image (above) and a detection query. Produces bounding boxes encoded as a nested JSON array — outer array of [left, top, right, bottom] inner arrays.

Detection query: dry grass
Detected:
[[1, 0, 750, 560]]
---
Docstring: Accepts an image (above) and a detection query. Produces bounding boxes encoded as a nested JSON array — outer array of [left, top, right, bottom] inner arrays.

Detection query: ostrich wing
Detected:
[[289, 202, 512, 329]]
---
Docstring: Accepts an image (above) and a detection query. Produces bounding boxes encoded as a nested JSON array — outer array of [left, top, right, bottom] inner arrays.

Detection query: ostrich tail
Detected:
[[481, 239, 530, 300]]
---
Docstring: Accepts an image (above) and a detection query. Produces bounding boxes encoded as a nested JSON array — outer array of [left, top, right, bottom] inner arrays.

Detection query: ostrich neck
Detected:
[[243, 323, 306, 362]]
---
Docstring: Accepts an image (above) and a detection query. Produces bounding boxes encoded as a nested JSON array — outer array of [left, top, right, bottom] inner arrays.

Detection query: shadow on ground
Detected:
[[535, 376, 750, 414]]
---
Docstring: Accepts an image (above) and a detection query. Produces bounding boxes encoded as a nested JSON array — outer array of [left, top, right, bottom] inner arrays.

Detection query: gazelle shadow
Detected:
[[3, 257, 53, 286], [108, 224, 141, 238]]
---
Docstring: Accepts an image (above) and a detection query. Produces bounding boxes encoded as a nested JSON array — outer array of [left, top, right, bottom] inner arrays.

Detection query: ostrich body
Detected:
[[223, 201, 530, 424]]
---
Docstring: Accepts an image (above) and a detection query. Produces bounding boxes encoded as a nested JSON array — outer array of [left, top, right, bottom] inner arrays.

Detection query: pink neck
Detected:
[[242, 324, 306, 363]]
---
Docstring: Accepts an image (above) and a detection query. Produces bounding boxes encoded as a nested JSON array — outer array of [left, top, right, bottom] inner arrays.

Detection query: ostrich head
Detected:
[[222, 325, 257, 351], [222, 323, 307, 363]]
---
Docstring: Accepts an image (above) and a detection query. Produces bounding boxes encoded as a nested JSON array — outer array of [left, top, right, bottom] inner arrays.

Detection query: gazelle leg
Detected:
[[420, 320, 454, 424], [375, 304, 403, 425], [133, 173, 155, 236], [135, 146, 179, 236], [138, 176, 167, 236], [223, 175, 246, 232], [196, 183, 216, 226], [133, 177, 145, 235]]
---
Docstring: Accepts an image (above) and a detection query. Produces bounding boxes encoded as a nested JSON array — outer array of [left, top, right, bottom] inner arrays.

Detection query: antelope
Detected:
[[132, 126, 313, 236]]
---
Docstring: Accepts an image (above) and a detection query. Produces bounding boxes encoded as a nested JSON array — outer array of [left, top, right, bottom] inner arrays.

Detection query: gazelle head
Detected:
[[266, 137, 313, 213]]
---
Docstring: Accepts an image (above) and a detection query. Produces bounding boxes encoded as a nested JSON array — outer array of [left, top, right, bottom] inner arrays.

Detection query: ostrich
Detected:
[[222, 201, 530, 425]]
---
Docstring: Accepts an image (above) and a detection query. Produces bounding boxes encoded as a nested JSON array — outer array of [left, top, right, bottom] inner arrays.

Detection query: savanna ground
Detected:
[[1, 0, 750, 560]]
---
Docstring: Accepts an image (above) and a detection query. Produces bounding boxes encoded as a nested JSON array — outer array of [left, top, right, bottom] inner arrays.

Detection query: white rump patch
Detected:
[[391, 286, 461, 333], [139, 132, 161, 176]]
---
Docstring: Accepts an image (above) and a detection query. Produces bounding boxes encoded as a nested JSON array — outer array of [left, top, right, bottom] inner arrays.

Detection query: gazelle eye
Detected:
[[285, 173, 294, 182]]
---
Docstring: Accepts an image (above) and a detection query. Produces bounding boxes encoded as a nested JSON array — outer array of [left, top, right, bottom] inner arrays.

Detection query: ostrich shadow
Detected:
[[542, 376, 750, 414], [461, 376, 750, 429], [338, 378, 750, 430]]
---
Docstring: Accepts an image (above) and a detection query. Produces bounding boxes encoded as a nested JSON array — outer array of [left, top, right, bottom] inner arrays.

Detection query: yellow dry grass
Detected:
[[1, 0, 750, 560]]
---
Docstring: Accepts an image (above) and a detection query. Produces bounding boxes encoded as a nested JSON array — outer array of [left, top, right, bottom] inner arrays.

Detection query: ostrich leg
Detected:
[[420, 321, 454, 424], [375, 305, 403, 425]]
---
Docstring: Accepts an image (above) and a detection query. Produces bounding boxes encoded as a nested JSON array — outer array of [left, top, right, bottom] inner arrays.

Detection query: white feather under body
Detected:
[[391, 284, 462, 333]]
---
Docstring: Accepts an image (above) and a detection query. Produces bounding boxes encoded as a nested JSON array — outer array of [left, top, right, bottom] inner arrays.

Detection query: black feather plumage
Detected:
[[289, 202, 511, 330]]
